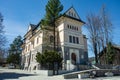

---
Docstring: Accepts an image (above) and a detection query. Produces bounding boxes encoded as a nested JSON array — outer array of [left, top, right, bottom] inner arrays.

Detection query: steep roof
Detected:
[[27, 23, 36, 31], [62, 14, 85, 24], [63, 6, 85, 24], [30, 24, 36, 29], [24, 7, 85, 38]]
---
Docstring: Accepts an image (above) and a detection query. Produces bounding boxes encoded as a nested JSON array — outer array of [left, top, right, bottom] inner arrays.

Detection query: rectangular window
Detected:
[[69, 36, 72, 43], [67, 24, 69, 29], [73, 36, 75, 43], [76, 37, 79, 44], [37, 37, 39, 44], [77, 27, 78, 31], [70, 25, 71, 29]]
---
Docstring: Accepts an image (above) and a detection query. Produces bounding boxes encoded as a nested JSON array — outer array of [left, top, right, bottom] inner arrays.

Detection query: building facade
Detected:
[[21, 7, 88, 70]]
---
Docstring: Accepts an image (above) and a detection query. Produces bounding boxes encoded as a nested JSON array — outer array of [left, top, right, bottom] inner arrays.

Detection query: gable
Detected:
[[28, 25, 32, 31], [65, 7, 80, 19], [27, 24, 36, 31]]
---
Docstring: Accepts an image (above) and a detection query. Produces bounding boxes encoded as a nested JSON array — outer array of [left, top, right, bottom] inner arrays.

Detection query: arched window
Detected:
[[71, 53, 76, 64]]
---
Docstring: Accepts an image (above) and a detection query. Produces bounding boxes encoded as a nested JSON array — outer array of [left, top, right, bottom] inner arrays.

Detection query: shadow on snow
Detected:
[[0, 72, 35, 80]]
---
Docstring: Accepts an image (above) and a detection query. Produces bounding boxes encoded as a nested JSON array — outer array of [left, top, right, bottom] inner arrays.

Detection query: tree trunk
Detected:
[[53, 19, 56, 51], [94, 43, 98, 63]]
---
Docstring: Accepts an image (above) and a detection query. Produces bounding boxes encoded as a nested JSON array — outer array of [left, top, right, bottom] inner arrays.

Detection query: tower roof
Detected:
[[63, 6, 85, 24]]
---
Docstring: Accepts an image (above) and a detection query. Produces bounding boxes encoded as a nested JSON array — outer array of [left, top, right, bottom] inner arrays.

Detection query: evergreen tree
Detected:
[[41, 0, 63, 51], [7, 35, 23, 68], [106, 42, 115, 64], [36, 50, 62, 70]]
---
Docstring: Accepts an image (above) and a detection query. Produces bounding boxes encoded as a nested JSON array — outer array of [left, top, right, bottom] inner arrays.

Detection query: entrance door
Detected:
[[71, 53, 76, 64]]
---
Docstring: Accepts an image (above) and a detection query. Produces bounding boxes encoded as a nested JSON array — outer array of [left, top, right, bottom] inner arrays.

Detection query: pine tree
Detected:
[[7, 35, 23, 68], [41, 0, 63, 51]]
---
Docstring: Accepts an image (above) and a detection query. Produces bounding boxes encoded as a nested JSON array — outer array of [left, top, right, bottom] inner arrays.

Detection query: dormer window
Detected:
[[74, 14, 76, 18]]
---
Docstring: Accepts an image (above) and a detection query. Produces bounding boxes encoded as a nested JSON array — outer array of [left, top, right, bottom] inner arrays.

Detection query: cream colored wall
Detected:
[[64, 18, 83, 32], [65, 7, 80, 19], [58, 23, 64, 45], [57, 21, 85, 51], [34, 32, 43, 48], [23, 32, 43, 53], [22, 31, 43, 61], [57, 17, 86, 50], [80, 36, 84, 45], [83, 37, 88, 51]]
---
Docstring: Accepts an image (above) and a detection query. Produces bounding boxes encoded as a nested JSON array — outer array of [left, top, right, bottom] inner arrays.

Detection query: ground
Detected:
[[0, 67, 62, 80], [0, 67, 120, 80]]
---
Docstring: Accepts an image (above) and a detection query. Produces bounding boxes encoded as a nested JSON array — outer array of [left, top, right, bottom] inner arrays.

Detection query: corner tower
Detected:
[[57, 7, 88, 70]]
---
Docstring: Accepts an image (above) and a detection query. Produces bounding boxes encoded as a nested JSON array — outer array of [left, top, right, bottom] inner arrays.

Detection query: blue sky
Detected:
[[0, 0, 120, 57]]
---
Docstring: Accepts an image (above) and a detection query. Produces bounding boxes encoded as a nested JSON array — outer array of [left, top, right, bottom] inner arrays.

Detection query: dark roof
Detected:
[[24, 24, 36, 37], [24, 22, 41, 37], [99, 44, 120, 57], [32, 21, 41, 31], [24, 7, 85, 38], [62, 14, 85, 24], [113, 45, 120, 50], [29, 24, 37, 30]]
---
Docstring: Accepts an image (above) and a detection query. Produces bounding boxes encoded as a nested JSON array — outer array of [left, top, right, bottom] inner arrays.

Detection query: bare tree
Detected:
[[99, 5, 112, 64], [86, 13, 101, 63], [86, 5, 112, 64], [0, 13, 6, 60]]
